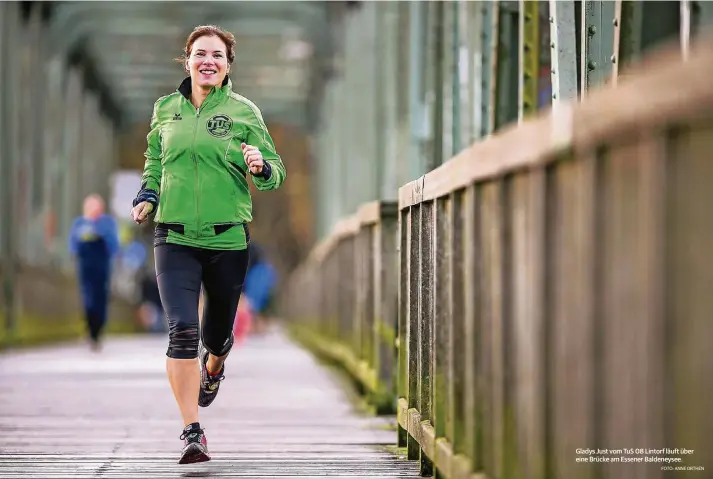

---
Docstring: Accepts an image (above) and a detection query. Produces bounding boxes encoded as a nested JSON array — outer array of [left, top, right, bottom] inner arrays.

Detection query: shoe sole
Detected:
[[178, 443, 211, 464], [198, 392, 217, 408]]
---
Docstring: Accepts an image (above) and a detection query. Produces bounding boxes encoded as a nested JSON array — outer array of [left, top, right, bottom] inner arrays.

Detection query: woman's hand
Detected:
[[131, 201, 153, 224], [242, 143, 264, 175]]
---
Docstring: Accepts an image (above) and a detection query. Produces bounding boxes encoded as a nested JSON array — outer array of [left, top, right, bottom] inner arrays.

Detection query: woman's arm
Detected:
[[132, 100, 163, 220], [243, 105, 286, 191]]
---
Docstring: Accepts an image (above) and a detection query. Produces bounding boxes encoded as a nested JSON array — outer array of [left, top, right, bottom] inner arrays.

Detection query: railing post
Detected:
[[373, 201, 399, 413], [397, 203, 410, 447]]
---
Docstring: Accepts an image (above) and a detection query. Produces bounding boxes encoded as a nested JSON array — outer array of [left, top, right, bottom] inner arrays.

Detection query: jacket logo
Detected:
[[173, 113, 182, 121], [206, 114, 233, 138]]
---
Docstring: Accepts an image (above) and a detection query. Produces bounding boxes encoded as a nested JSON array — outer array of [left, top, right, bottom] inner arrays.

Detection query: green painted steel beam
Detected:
[[518, 0, 540, 122], [549, 0, 578, 103], [581, 0, 616, 93]]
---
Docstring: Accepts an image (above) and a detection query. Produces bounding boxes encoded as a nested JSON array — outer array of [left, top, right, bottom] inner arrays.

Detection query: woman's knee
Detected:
[[167, 324, 200, 359], [201, 328, 234, 357]]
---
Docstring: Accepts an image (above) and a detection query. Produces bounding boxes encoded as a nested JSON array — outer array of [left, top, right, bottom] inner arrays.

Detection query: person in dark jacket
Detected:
[[68, 194, 120, 351]]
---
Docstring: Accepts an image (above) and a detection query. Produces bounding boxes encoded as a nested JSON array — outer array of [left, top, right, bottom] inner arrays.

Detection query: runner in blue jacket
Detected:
[[68, 194, 120, 351]]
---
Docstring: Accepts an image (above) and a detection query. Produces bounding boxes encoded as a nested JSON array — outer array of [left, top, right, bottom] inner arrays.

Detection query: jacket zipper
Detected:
[[192, 106, 200, 237]]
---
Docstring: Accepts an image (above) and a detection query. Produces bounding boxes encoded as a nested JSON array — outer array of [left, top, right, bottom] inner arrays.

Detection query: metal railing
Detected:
[[287, 35, 713, 479]]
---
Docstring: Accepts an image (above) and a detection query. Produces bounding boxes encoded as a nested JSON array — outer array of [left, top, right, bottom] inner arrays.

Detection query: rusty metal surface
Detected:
[[0, 328, 420, 478]]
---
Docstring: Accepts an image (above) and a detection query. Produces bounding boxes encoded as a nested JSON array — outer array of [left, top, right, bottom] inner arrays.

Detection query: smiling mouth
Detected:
[[200, 69, 216, 75]]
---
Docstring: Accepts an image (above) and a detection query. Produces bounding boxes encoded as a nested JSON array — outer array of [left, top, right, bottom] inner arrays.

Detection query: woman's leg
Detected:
[[91, 269, 111, 344], [154, 244, 203, 427], [198, 247, 250, 407]]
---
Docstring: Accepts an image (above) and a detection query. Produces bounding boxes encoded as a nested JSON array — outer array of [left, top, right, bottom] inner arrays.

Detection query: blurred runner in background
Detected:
[[137, 262, 166, 334], [233, 242, 277, 343], [68, 194, 120, 351]]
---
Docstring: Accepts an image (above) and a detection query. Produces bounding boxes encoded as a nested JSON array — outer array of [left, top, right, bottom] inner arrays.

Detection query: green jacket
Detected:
[[137, 77, 286, 250]]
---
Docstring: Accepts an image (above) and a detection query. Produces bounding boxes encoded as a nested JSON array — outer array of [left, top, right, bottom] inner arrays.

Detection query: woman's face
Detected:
[[188, 35, 229, 89]]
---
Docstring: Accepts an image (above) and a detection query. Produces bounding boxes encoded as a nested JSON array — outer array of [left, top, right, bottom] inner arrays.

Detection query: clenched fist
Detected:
[[242, 143, 263, 175], [130, 201, 153, 224]]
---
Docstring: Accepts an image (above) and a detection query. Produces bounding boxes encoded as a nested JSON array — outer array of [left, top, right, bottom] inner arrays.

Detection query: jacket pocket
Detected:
[[225, 135, 247, 177]]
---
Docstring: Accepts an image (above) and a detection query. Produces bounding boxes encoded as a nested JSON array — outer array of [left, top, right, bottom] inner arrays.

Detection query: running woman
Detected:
[[130, 24, 286, 464]]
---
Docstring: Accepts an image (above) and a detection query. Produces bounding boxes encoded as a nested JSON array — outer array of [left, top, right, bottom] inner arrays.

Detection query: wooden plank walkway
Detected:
[[0, 327, 420, 478]]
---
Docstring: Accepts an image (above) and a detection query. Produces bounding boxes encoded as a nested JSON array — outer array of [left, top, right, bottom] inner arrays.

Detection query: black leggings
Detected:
[[155, 243, 250, 359]]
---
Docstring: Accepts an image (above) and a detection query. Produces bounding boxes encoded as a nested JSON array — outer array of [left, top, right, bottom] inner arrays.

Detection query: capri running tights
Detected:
[[155, 242, 250, 359]]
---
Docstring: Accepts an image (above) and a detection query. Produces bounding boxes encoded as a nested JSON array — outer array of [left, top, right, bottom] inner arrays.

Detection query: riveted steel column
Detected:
[[316, 83, 331, 238], [1, 1, 22, 333], [0, 1, 10, 331], [480, 1, 497, 137], [457, 0, 482, 146], [342, 12, 357, 216], [423, 0, 446, 173], [61, 67, 84, 266], [326, 80, 344, 236], [452, 0, 466, 154], [549, 0, 578, 104], [612, 0, 641, 84], [581, 0, 616, 94], [16, 13, 31, 265], [0, 1, 8, 261], [43, 57, 66, 264], [96, 115, 110, 202], [364, 3, 379, 204], [28, 4, 44, 212], [342, 5, 379, 212], [21, 3, 45, 265], [377, 1, 399, 202], [442, 0, 456, 160], [681, 0, 692, 60], [697, 1, 713, 30], [518, 0, 540, 122], [81, 91, 99, 198], [395, 2, 412, 187], [332, 81, 344, 234], [494, 2, 519, 131], [314, 109, 326, 238], [106, 118, 118, 203], [408, 1, 428, 181], [339, 13, 351, 220]]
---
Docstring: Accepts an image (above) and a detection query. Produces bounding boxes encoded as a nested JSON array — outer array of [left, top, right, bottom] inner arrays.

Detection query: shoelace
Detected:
[[206, 373, 225, 383], [201, 353, 226, 385], [180, 428, 204, 442]]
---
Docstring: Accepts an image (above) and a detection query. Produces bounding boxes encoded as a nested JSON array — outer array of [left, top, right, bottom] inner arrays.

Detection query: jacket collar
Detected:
[[177, 76, 232, 107]]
